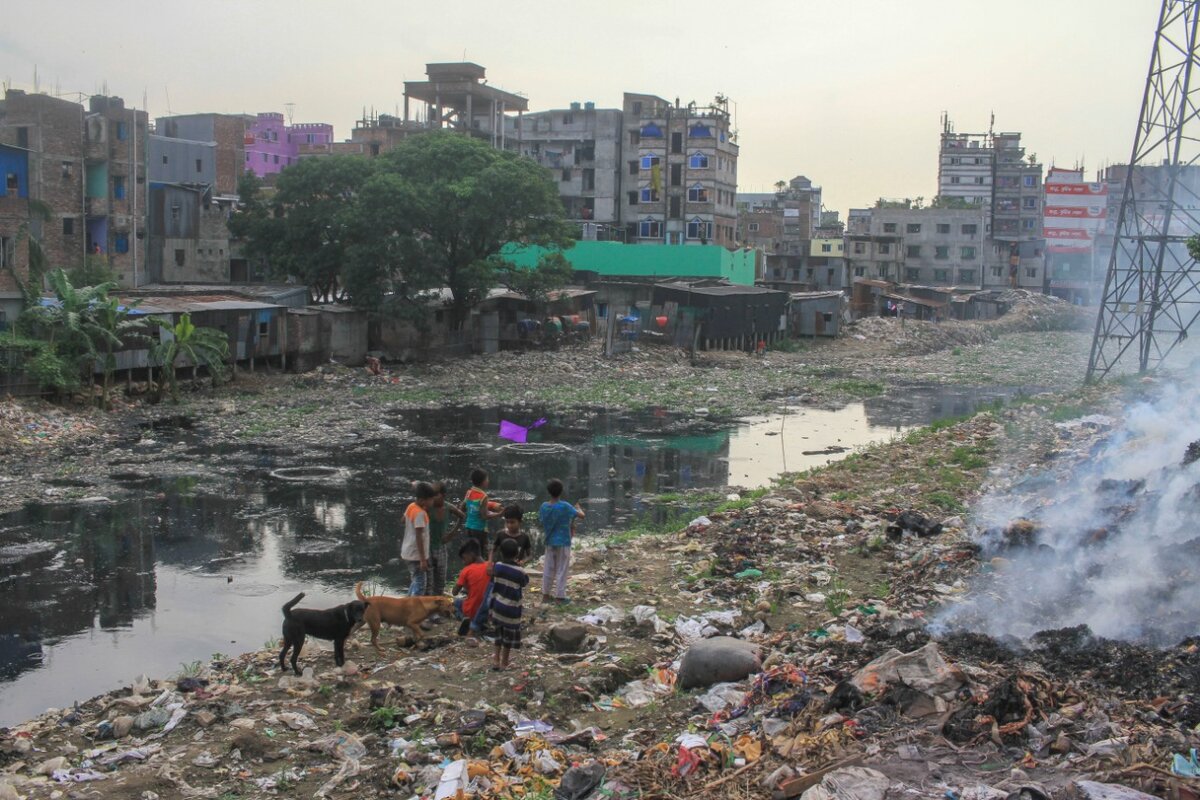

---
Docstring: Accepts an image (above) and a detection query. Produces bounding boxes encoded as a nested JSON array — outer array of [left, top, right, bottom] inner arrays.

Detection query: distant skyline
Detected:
[[1, 0, 1160, 214]]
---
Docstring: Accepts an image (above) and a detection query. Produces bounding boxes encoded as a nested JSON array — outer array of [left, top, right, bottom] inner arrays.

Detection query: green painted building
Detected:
[[504, 240, 757, 286]]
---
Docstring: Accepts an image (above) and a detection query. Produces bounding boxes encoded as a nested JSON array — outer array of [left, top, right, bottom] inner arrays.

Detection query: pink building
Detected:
[[244, 112, 333, 178]]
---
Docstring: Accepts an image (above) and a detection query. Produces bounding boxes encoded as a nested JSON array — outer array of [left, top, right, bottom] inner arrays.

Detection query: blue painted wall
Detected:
[[0, 145, 30, 198]]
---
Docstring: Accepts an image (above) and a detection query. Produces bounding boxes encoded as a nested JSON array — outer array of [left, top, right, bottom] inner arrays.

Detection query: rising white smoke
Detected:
[[934, 367, 1200, 646]]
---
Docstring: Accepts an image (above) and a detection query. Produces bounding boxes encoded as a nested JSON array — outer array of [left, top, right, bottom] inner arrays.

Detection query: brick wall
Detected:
[[212, 115, 246, 195]]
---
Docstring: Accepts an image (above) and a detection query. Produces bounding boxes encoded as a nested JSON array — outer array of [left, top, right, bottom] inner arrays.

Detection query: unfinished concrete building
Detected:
[[513, 104, 623, 236], [402, 63, 527, 150]]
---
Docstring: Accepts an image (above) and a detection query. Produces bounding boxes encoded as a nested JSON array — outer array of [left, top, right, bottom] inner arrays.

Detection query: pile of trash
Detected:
[[1, 392, 1196, 799], [0, 400, 98, 453]]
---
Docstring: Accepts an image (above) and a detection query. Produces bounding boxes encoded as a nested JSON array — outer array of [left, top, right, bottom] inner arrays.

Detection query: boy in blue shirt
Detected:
[[537, 478, 584, 604]]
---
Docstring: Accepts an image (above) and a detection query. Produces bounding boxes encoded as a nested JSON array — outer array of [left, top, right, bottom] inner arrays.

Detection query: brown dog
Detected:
[[354, 582, 455, 654]]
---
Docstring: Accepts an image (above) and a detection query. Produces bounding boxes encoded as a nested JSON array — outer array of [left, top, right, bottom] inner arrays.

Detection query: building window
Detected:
[[640, 186, 659, 202], [686, 218, 712, 240], [935, 246, 949, 260], [1022, 175, 1038, 187], [116, 122, 128, 141], [1023, 197, 1037, 209], [906, 245, 921, 258], [62, 217, 74, 235], [628, 160, 638, 175], [62, 161, 73, 180], [936, 223, 950, 234], [273, 155, 279, 165], [16, 127, 29, 148], [905, 268, 921, 282], [561, 168, 571, 182], [0, 236, 12, 268], [631, 101, 643, 115], [258, 320, 270, 336], [113, 176, 126, 200], [6, 172, 19, 195], [882, 222, 897, 233], [950, 176, 961, 184], [174, 249, 185, 266], [991, 266, 1005, 278], [961, 224, 978, 235], [638, 218, 662, 239], [961, 246, 977, 260], [1022, 219, 1036, 230], [877, 266, 890, 279], [639, 154, 661, 170], [853, 242, 865, 254], [748, 222, 759, 232], [854, 266, 866, 277], [262, 153, 268, 162], [975, 176, 985, 184], [627, 191, 639, 206], [949, 156, 960, 165], [669, 196, 681, 219], [934, 269, 949, 282], [821, 243, 832, 253], [1025, 267, 1038, 278], [906, 223, 921, 234], [878, 243, 891, 255], [114, 234, 129, 254], [958, 269, 975, 283], [687, 183, 708, 202], [689, 152, 709, 169], [628, 130, 640, 146], [196, 158, 203, 173]]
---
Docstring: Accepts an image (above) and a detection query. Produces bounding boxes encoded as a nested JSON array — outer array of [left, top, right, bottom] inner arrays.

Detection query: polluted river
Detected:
[[0, 384, 1031, 726]]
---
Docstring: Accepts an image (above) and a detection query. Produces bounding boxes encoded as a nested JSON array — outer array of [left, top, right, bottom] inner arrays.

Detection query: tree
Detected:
[[17, 269, 115, 392], [1187, 234, 1200, 261], [149, 313, 230, 402], [92, 296, 147, 409], [346, 132, 575, 321], [230, 158, 375, 303]]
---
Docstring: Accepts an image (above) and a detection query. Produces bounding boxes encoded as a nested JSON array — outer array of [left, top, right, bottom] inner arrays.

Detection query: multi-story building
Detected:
[[745, 177, 841, 291], [243, 113, 333, 179], [402, 62, 527, 150], [0, 90, 149, 302], [513, 103, 624, 235], [990, 132, 1044, 289], [154, 113, 246, 194], [938, 123, 994, 206], [1044, 167, 1108, 304], [618, 93, 738, 247], [848, 207, 990, 289]]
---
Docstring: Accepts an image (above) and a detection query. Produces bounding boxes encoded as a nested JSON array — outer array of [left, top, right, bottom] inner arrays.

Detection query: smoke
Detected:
[[934, 370, 1200, 647]]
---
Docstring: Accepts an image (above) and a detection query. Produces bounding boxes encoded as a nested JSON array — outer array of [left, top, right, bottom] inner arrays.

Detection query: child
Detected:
[[401, 481, 436, 596], [493, 504, 533, 564], [461, 469, 502, 556], [488, 538, 530, 671], [429, 481, 465, 598], [538, 479, 584, 603], [453, 541, 490, 642]]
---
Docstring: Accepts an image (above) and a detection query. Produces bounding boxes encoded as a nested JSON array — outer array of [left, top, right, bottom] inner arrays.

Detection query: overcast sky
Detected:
[[2, 0, 1157, 214]]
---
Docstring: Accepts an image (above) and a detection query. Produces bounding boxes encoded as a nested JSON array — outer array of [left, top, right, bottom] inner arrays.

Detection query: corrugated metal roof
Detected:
[[117, 295, 281, 313], [789, 291, 844, 300], [656, 282, 785, 297]]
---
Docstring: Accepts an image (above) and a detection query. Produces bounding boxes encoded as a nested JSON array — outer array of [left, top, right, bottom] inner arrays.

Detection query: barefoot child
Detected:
[[453, 541, 489, 642], [401, 481, 436, 596], [488, 538, 529, 670], [461, 469, 502, 556], [429, 481, 465, 598], [538, 479, 584, 603]]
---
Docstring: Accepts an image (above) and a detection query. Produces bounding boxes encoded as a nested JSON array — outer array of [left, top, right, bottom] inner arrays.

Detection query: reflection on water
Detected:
[[0, 385, 1035, 724]]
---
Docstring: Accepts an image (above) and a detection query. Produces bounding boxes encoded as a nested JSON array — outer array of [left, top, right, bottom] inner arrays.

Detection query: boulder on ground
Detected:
[[545, 623, 588, 653], [678, 636, 761, 689]]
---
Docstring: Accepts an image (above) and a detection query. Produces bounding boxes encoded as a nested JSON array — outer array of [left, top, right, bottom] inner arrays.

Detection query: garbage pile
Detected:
[[0, 400, 1196, 799], [0, 400, 98, 453]]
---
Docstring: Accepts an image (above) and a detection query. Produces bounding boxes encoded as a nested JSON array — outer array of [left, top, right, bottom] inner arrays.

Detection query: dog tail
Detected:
[[282, 592, 305, 618], [354, 581, 368, 602]]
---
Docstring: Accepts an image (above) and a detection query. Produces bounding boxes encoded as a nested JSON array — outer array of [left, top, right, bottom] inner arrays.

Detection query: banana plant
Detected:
[[149, 313, 230, 402]]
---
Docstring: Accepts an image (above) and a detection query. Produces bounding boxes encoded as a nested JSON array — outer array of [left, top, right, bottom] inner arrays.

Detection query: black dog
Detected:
[[278, 592, 367, 675]]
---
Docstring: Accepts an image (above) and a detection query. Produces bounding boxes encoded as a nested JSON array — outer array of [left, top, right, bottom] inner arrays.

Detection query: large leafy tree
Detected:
[[230, 158, 375, 303], [344, 132, 575, 320], [17, 269, 115, 390]]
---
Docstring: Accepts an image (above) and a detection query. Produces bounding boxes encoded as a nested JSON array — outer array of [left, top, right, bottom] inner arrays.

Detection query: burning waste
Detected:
[[936, 373, 1200, 647]]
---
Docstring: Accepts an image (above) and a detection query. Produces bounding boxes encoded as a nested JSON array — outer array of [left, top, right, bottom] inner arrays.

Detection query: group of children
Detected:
[[400, 468, 584, 670]]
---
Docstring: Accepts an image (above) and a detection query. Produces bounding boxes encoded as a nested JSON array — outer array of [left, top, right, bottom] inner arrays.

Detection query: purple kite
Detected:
[[499, 417, 548, 443]]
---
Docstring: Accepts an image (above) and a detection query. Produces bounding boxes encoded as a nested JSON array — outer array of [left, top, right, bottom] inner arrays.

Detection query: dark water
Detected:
[[0, 385, 1033, 725]]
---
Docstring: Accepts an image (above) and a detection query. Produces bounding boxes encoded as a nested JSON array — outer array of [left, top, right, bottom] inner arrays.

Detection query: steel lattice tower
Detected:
[[1087, 0, 1200, 381]]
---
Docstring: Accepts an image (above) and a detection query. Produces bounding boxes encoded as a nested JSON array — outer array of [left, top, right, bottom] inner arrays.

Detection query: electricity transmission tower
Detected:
[[1087, 0, 1200, 381]]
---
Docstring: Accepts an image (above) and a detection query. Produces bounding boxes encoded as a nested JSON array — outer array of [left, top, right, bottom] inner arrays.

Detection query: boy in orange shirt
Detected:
[[401, 481, 436, 596], [453, 540, 489, 642]]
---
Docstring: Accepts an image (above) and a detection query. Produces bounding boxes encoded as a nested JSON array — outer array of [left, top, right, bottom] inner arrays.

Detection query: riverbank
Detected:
[[0, 298, 1095, 515], [2, 375, 1195, 800]]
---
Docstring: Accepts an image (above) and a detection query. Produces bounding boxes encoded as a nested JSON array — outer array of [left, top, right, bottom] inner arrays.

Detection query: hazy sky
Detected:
[[2, 0, 1157, 214]]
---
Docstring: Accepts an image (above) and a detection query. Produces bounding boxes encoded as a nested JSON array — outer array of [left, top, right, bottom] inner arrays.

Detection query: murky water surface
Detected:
[[0, 385, 1030, 724]]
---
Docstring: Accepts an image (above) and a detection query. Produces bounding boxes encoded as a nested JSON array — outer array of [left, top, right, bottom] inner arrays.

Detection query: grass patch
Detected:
[[603, 512, 691, 547], [949, 444, 990, 470], [925, 490, 965, 513], [830, 379, 886, 398]]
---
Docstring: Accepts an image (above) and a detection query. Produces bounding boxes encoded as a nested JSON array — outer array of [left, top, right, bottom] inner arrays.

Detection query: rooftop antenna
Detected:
[[284, 102, 295, 125], [164, 85, 172, 115], [33, 65, 38, 94]]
